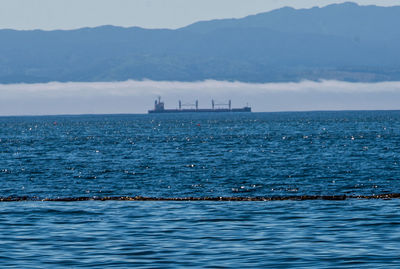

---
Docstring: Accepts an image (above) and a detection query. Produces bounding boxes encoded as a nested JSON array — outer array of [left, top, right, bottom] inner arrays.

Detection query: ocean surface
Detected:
[[1, 111, 400, 268]]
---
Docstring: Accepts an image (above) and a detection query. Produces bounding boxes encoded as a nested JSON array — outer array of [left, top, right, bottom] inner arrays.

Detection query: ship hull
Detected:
[[148, 108, 251, 113]]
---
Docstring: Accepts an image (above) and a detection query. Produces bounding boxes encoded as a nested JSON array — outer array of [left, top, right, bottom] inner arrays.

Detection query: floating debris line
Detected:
[[1, 194, 400, 202]]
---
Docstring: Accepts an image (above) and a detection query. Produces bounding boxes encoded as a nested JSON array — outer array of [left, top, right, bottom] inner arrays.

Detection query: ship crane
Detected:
[[212, 99, 231, 110], [179, 100, 199, 110]]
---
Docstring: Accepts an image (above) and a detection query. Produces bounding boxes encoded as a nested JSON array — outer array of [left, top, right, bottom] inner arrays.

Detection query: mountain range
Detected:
[[1, 2, 400, 84]]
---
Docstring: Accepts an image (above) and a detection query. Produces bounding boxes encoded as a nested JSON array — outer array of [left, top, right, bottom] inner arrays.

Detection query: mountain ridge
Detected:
[[0, 2, 399, 84]]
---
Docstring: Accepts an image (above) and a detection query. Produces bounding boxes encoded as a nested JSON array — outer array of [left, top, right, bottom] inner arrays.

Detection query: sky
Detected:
[[0, 0, 400, 30], [1, 80, 400, 115]]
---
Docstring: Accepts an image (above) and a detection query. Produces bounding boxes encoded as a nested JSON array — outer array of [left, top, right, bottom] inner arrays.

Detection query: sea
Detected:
[[1, 111, 400, 268]]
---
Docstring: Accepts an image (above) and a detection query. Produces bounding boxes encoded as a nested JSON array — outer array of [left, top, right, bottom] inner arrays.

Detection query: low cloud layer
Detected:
[[1, 80, 400, 115]]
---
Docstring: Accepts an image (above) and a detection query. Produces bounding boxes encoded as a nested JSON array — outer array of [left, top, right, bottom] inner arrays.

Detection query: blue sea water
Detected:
[[1, 111, 400, 267]]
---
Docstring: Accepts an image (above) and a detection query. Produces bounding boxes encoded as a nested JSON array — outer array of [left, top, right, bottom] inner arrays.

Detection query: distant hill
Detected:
[[0, 2, 400, 84]]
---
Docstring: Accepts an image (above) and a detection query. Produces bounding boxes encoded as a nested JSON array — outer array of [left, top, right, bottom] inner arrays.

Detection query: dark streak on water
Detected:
[[1, 111, 400, 267], [1, 193, 400, 201]]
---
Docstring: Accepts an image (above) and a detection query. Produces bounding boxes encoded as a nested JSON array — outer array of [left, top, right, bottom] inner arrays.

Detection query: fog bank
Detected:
[[1, 80, 400, 115]]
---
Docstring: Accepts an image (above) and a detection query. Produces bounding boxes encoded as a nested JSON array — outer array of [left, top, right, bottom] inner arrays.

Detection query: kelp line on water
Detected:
[[1, 193, 400, 202]]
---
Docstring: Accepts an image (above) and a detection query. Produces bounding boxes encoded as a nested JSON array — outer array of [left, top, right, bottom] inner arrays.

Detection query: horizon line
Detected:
[[2, 109, 400, 118]]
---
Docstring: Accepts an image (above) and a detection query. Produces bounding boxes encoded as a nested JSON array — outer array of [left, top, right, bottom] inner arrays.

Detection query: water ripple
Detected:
[[0, 200, 399, 268]]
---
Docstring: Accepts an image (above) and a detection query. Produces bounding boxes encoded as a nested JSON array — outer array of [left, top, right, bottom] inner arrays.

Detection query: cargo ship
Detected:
[[148, 97, 251, 113]]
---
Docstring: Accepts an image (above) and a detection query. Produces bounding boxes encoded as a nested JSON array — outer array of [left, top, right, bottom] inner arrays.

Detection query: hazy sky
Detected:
[[1, 0, 399, 30]]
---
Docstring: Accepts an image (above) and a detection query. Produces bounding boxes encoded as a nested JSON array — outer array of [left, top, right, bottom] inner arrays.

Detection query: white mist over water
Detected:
[[1, 80, 400, 115]]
